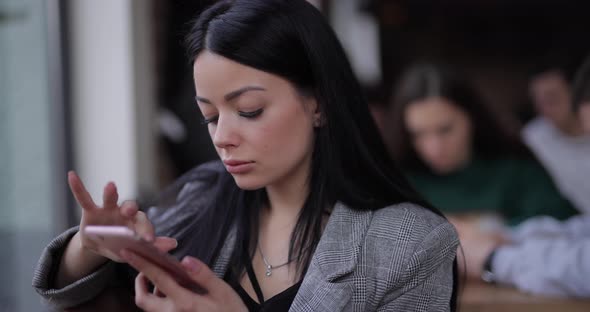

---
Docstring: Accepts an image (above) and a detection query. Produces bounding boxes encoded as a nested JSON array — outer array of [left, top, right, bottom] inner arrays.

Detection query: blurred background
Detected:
[[1, 0, 589, 311]]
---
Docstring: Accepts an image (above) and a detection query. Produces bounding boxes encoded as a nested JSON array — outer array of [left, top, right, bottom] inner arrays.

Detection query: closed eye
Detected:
[[201, 108, 264, 125], [239, 108, 263, 119], [201, 115, 218, 125]]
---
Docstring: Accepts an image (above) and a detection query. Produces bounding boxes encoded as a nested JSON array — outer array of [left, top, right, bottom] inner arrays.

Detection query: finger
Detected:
[[123, 250, 192, 303], [135, 272, 167, 311], [120, 200, 139, 217], [133, 211, 155, 242], [68, 171, 97, 211], [153, 286, 166, 298], [180, 256, 219, 292], [153, 236, 178, 253], [102, 182, 119, 209]]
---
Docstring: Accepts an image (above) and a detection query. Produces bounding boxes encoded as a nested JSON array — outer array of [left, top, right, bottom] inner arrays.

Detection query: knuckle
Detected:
[[134, 293, 146, 308], [122, 200, 138, 207], [135, 211, 147, 220], [151, 275, 166, 289], [175, 301, 194, 312]]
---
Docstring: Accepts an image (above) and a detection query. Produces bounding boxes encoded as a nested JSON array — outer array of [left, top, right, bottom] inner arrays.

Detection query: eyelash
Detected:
[[201, 108, 264, 125]]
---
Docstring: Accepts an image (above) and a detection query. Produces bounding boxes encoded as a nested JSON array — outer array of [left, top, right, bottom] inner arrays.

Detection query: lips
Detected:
[[223, 160, 255, 174]]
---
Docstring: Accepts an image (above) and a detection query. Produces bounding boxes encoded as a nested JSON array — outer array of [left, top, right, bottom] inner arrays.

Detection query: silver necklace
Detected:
[[257, 242, 292, 277]]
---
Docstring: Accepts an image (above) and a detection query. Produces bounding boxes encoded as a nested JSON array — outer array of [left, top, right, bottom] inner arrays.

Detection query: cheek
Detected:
[[265, 115, 311, 148], [413, 137, 430, 156], [207, 126, 219, 151], [455, 128, 471, 149], [414, 136, 441, 161], [457, 118, 472, 144], [258, 108, 313, 157]]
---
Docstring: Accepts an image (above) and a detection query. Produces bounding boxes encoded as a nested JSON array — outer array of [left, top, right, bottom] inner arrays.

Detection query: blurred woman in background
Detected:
[[388, 64, 578, 225]]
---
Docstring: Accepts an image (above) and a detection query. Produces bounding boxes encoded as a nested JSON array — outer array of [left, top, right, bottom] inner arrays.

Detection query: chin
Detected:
[[431, 164, 456, 175], [232, 175, 267, 190]]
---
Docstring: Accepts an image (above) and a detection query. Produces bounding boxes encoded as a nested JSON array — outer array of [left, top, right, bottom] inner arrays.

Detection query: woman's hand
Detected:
[[68, 171, 174, 262], [122, 250, 248, 312]]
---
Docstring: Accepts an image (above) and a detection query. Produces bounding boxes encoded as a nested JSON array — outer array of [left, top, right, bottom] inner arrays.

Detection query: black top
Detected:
[[228, 254, 302, 312]]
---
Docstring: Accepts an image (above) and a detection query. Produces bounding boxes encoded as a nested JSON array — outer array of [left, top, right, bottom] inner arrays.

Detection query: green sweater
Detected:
[[406, 157, 578, 225]]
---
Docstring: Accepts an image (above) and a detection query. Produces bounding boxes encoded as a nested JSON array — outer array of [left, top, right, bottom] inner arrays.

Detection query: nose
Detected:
[[211, 114, 239, 149], [422, 135, 445, 160]]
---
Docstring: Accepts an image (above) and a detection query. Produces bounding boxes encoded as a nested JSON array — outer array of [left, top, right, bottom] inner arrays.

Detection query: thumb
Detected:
[[153, 236, 178, 253]]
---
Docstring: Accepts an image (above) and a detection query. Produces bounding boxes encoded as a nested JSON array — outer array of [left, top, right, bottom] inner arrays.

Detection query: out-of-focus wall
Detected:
[[0, 0, 158, 310], [0, 0, 58, 310], [68, 0, 157, 208]]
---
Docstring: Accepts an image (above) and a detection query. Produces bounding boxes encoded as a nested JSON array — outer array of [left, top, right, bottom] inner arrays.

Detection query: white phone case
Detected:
[[84, 225, 205, 294]]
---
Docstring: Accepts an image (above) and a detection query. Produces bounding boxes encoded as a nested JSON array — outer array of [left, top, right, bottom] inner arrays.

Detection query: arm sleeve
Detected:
[[31, 227, 120, 309], [493, 238, 590, 298], [31, 161, 226, 310], [511, 215, 590, 242], [506, 161, 579, 225], [378, 222, 459, 311]]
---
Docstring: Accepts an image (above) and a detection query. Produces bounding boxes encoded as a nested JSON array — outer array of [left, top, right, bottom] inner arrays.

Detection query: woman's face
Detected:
[[529, 71, 573, 127], [404, 97, 473, 174], [193, 51, 318, 190]]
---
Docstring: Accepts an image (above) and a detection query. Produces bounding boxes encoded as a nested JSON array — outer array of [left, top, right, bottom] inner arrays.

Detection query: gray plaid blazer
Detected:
[[33, 167, 458, 311]]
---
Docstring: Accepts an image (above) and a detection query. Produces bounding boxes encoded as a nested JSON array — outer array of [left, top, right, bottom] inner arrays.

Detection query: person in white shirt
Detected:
[[522, 59, 590, 213], [454, 55, 590, 298], [573, 55, 590, 132]]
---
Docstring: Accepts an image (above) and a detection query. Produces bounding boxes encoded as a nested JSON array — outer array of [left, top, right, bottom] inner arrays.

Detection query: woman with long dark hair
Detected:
[[33, 1, 459, 311], [389, 63, 577, 225]]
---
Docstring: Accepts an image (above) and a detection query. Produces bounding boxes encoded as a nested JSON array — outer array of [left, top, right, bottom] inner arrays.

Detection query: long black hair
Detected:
[[153, 0, 458, 309], [390, 63, 528, 170]]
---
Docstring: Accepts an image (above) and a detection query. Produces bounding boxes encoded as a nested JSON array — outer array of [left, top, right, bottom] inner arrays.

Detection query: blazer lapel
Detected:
[[290, 202, 373, 311], [210, 202, 373, 311], [289, 260, 355, 311]]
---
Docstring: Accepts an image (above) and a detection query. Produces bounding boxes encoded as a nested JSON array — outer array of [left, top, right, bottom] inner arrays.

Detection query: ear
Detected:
[[307, 97, 323, 127]]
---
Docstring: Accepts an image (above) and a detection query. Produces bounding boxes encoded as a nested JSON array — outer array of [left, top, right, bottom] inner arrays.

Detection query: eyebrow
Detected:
[[195, 86, 266, 104]]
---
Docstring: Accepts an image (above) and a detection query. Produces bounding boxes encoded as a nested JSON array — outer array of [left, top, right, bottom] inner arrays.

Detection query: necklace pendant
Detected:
[[265, 265, 272, 277]]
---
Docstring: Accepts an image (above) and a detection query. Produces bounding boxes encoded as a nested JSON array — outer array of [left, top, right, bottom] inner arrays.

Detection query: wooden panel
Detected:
[[461, 282, 590, 312]]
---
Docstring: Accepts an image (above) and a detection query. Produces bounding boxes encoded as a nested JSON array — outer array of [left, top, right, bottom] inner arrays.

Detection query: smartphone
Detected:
[[84, 225, 205, 294]]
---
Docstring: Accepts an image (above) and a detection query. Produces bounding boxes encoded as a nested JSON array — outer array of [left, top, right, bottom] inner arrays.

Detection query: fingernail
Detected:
[[172, 239, 178, 248], [181, 257, 200, 273]]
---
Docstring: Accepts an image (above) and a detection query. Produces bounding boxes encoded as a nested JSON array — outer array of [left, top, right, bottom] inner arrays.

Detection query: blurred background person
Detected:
[[388, 64, 578, 225], [522, 57, 590, 213], [572, 54, 590, 133], [455, 55, 590, 297], [455, 214, 590, 298]]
